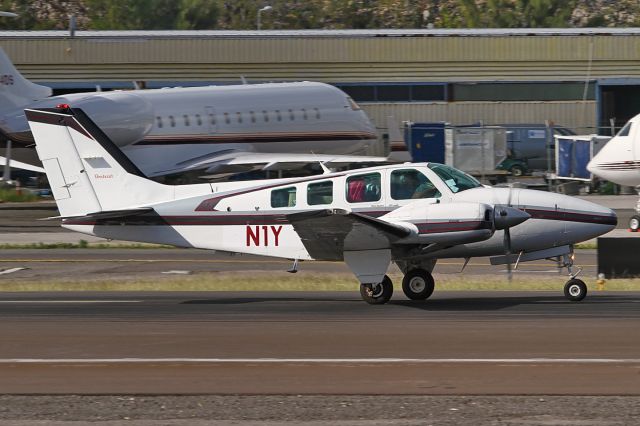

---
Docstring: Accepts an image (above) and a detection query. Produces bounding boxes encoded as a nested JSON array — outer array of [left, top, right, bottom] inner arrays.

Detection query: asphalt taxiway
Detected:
[[0, 291, 639, 395]]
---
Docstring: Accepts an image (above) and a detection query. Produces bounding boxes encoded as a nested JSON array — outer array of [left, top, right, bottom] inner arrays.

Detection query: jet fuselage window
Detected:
[[302, 108, 308, 120], [263, 110, 269, 122], [250, 111, 256, 123], [169, 115, 175, 127], [195, 114, 202, 126], [346, 172, 381, 203], [183, 115, 190, 126], [224, 113, 230, 124], [390, 169, 441, 200], [209, 114, 216, 126], [307, 181, 333, 205], [276, 110, 282, 121], [289, 109, 294, 120], [156, 116, 163, 128], [236, 112, 243, 124], [314, 108, 320, 119], [271, 187, 296, 208]]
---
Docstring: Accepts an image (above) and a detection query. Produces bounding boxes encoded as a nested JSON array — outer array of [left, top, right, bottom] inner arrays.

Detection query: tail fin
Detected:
[[25, 106, 173, 218], [0, 48, 52, 114]]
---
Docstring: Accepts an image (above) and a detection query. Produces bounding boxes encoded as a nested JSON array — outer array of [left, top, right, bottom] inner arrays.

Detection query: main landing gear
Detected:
[[560, 251, 587, 302], [359, 268, 436, 305]]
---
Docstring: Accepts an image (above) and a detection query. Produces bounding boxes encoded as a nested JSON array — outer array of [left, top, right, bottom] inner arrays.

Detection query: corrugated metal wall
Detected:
[[1, 33, 639, 82], [362, 101, 598, 134]]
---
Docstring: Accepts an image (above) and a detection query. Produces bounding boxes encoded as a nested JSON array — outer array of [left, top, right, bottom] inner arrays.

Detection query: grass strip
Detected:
[[1, 272, 639, 292]]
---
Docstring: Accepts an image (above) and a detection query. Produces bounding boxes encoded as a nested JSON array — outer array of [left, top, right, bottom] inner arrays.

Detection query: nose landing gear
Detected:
[[560, 250, 587, 302]]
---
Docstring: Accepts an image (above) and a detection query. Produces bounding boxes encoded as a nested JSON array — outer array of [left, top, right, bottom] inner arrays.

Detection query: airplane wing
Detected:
[[148, 151, 394, 178], [43, 207, 155, 221], [287, 208, 411, 261]]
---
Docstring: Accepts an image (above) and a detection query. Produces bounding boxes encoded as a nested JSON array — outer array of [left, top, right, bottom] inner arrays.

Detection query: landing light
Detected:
[[56, 103, 71, 110]]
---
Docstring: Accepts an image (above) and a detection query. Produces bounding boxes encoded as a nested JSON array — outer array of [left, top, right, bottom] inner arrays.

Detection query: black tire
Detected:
[[510, 165, 525, 177], [402, 269, 435, 300], [564, 278, 587, 302], [360, 275, 393, 305], [629, 215, 640, 232]]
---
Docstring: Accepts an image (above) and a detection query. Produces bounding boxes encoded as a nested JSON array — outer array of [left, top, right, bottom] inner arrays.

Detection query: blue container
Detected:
[[404, 122, 446, 163]]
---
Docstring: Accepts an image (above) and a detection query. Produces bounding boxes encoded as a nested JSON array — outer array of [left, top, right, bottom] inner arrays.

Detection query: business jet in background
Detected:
[[587, 113, 640, 231], [0, 48, 382, 179]]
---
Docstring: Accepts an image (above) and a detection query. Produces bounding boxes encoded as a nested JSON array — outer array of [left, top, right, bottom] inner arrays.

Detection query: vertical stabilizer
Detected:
[[25, 107, 173, 218], [0, 48, 52, 114]]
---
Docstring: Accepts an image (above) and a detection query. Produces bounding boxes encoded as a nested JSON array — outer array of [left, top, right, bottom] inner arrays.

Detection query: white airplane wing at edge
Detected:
[[0, 156, 45, 173]]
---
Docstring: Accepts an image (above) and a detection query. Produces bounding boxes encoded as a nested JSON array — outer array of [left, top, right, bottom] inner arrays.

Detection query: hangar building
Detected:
[[2, 28, 640, 135]]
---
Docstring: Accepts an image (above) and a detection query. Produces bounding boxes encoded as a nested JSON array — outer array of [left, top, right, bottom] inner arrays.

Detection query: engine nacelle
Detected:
[[1, 91, 154, 147]]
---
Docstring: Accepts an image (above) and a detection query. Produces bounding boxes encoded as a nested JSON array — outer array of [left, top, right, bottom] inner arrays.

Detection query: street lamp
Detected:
[[257, 6, 272, 31], [0, 11, 18, 18]]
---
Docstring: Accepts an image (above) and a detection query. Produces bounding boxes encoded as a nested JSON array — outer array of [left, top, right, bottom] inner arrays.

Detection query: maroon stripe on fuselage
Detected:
[[135, 133, 376, 146]]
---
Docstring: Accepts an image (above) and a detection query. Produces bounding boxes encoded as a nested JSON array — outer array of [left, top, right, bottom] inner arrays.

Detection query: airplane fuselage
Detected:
[[62, 163, 616, 262]]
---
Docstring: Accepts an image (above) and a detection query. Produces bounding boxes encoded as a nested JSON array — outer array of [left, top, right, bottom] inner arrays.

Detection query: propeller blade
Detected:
[[504, 227, 512, 282]]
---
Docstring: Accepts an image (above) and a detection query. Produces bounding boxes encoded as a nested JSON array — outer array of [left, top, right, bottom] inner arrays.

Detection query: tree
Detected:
[[176, 0, 219, 30], [85, 0, 180, 30]]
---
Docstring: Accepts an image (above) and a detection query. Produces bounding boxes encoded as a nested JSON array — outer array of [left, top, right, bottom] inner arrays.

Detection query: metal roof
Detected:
[[2, 28, 640, 39]]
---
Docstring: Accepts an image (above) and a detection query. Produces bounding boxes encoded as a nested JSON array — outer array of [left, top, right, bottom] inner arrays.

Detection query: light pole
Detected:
[[257, 6, 272, 31]]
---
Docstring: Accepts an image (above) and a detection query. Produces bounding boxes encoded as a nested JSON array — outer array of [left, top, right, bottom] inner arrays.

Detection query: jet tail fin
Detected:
[[25, 106, 173, 218], [0, 48, 52, 114]]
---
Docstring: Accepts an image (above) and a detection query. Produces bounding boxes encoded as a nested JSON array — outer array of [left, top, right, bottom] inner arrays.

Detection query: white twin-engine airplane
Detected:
[[0, 48, 379, 177], [587, 113, 640, 231], [26, 106, 617, 304]]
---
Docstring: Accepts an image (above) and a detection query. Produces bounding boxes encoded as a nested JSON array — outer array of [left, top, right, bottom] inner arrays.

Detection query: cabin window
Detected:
[[262, 110, 269, 122], [301, 108, 308, 120], [618, 122, 632, 137], [271, 187, 296, 208], [224, 112, 230, 124], [275, 110, 282, 121], [183, 114, 190, 126], [156, 116, 163, 128], [209, 113, 216, 126], [288, 109, 294, 120], [195, 114, 202, 126], [250, 111, 256, 123], [390, 169, 441, 200], [346, 172, 381, 203], [236, 112, 243, 124], [307, 181, 333, 205], [169, 115, 175, 127], [314, 108, 320, 119]]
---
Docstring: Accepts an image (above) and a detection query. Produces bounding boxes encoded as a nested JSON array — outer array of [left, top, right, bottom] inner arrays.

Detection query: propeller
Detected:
[[493, 186, 530, 281]]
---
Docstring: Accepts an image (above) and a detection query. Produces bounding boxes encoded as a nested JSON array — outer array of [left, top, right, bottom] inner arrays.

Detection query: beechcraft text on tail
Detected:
[[26, 106, 616, 304]]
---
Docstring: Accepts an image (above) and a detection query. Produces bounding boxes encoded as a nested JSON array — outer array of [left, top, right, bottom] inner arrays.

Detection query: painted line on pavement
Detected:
[[0, 358, 638, 364]]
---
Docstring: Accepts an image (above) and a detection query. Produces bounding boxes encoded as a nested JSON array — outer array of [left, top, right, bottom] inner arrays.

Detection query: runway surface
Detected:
[[0, 248, 599, 279], [0, 290, 639, 395]]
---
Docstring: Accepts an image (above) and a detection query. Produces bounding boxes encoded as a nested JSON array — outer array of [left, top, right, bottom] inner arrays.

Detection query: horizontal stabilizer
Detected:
[[42, 207, 154, 221]]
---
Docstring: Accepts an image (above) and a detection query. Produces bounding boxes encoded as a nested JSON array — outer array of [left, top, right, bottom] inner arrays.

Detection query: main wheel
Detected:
[[360, 275, 393, 305], [564, 278, 587, 302], [402, 269, 435, 300], [629, 215, 640, 232]]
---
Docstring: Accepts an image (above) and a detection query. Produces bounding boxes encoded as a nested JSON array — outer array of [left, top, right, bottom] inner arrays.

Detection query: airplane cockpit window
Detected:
[[346, 172, 381, 203], [427, 163, 482, 193], [307, 181, 333, 205], [618, 122, 632, 137], [271, 187, 296, 208], [390, 169, 441, 200]]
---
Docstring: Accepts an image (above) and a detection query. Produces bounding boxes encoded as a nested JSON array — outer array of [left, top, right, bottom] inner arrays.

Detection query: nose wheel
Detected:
[[564, 278, 587, 302], [401, 269, 435, 300], [360, 275, 393, 305]]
